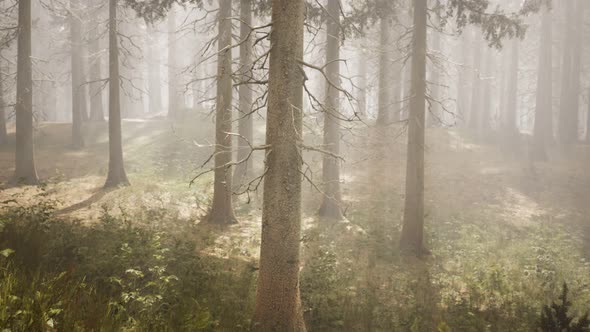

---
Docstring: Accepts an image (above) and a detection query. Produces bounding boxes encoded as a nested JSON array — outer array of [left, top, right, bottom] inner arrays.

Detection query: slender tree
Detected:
[[468, 33, 482, 130], [88, 0, 105, 122], [167, 6, 178, 119], [207, 0, 237, 224], [376, 15, 392, 125], [104, 0, 129, 188], [70, 0, 85, 148], [357, 49, 367, 119], [0, 58, 6, 145], [532, 4, 552, 160], [505, 37, 519, 135], [318, 0, 343, 220], [558, 0, 574, 144], [252, 0, 306, 329], [233, 0, 254, 190], [14, 0, 38, 185], [147, 26, 162, 114], [400, 0, 427, 254], [568, 0, 584, 142]]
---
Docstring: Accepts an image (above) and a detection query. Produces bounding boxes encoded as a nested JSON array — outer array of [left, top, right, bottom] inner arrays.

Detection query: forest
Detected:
[[1, 0, 590, 330]]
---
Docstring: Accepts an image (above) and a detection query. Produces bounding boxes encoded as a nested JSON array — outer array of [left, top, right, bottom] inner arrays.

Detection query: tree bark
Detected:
[[233, 0, 254, 191], [400, 0, 427, 255], [167, 7, 178, 119], [427, 20, 441, 127], [14, 0, 38, 185], [207, 0, 237, 225], [104, 0, 129, 188], [70, 0, 85, 148], [376, 16, 392, 126], [318, 0, 343, 220], [251, 0, 306, 330], [533, 6, 552, 160], [89, 6, 105, 122], [0, 58, 6, 145]]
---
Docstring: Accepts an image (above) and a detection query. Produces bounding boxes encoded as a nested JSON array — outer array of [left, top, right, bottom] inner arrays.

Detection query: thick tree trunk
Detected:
[[0, 59, 6, 144], [376, 16, 392, 126], [104, 0, 129, 188], [505, 38, 519, 135], [400, 0, 427, 255], [233, 0, 254, 191], [14, 0, 38, 185], [207, 0, 237, 225], [167, 7, 178, 119], [533, 6, 552, 160], [468, 35, 482, 130], [558, 0, 574, 144], [318, 0, 343, 220], [148, 27, 162, 114], [70, 0, 85, 148], [251, 0, 306, 330], [89, 10, 105, 122]]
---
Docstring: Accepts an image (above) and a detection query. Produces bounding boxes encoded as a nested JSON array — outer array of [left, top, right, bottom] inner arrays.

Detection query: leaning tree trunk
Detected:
[[233, 0, 254, 191], [533, 6, 552, 160], [167, 7, 178, 119], [70, 0, 85, 149], [400, 0, 427, 255], [251, 0, 306, 330], [376, 16, 392, 126], [0, 58, 6, 144], [104, 0, 129, 188], [207, 0, 237, 225], [89, 6, 105, 122], [14, 0, 38, 185], [318, 0, 343, 220], [558, 0, 574, 144]]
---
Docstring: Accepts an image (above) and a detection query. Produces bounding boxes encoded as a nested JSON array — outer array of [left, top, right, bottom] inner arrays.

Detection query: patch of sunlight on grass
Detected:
[[499, 187, 545, 227]]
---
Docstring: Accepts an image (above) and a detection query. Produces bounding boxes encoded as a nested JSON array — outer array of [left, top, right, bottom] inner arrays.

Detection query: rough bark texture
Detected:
[[104, 0, 129, 188], [70, 0, 85, 148], [14, 0, 38, 185], [89, 8, 105, 122], [0, 59, 6, 145], [505, 38, 519, 135], [318, 0, 343, 220], [558, 0, 574, 144], [233, 0, 254, 191], [533, 7, 552, 161], [400, 0, 427, 255], [167, 8, 178, 119], [148, 27, 162, 114], [207, 0, 237, 225], [251, 0, 306, 330], [376, 17, 392, 126]]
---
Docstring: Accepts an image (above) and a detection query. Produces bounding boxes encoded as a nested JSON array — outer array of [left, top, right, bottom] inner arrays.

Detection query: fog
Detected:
[[0, 0, 589, 330]]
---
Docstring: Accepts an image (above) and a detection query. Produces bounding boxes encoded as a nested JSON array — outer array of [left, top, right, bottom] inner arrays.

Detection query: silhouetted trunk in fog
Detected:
[[89, 13, 105, 122], [558, 0, 574, 144], [586, 87, 590, 142], [376, 16, 392, 126], [427, 22, 440, 127], [533, 6, 552, 161], [318, 0, 343, 220], [104, 0, 129, 188], [148, 27, 162, 114], [14, 0, 38, 184], [167, 7, 178, 119], [70, 0, 85, 149], [468, 36, 481, 130], [569, 0, 584, 142], [456, 30, 471, 126], [505, 38, 519, 135], [252, 0, 306, 329], [480, 46, 492, 134], [357, 50, 367, 119], [400, 0, 427, 255], [0, 59, 6, 144], [207, 0, 236, 225], [233, 0, 254, 191]]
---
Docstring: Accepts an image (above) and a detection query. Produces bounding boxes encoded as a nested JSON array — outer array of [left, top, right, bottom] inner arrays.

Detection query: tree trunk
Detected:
[[207, 0, 237, 225], [14, 0, 38, 185], [480, 46, 492, 135], [0, 58, 6, 145], [569, 0, 584, 142], [400, 0, 427, 255], [357, 49, 367, 119], [167, 7, 178, 119], [468, 35, 482, 130], [89, 8, 105, 122], [104, 0, 129, 188], [251, 0, 306, 330], [233, 0, 254, 191], [456, 29, 471, 126], [558, 0, 574, 144], [318, 0, 343, 220], [427, 20, 441, 127], [376, 16, 392, 126], [70, 0, 85, 148], [505, 37, 519, 135], [148, 27, 162, 114], [533, 6, 552, 160]]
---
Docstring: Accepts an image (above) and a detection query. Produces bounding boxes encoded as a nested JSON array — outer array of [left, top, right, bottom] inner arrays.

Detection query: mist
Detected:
[[0, 0, 589, 330]]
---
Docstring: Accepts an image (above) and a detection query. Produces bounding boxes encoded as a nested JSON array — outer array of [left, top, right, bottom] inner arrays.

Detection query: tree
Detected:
[[207, 0, 237, 225], [167, 6, 178, 119], [251, 0, 306, 329], [70, 0, 85, 148], [104, 0, 130, 188], [376, 15, 392, 126], [147, 26, 162, 114], [400, 0, 428, 254], [0, 57, 6, 145], [318, 0, 343, 220], [88, 0, 105, 122], [14, 0, 38, 185], [505, 37, 519, 135], [558, 0, 575, 145], [468, 32, 482, 130], [233, 0, 254, 191], [532, 3, 552, 161]]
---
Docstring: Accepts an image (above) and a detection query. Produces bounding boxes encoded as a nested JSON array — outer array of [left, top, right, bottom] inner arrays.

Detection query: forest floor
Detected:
[[1, 115, 590, 330]]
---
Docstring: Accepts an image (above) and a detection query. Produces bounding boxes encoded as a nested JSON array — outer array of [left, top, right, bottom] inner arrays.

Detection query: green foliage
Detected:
[[539, 283, 590, 332]]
